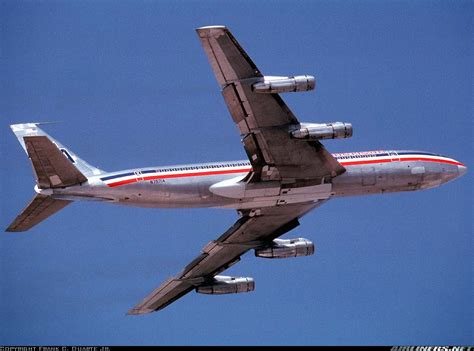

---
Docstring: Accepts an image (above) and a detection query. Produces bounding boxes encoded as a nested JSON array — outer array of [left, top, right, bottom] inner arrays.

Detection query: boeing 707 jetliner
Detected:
[[6, 26, 467, 314]]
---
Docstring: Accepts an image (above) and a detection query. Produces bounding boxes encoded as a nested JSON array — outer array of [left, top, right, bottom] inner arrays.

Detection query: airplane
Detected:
[[6, 25, 467, 315]]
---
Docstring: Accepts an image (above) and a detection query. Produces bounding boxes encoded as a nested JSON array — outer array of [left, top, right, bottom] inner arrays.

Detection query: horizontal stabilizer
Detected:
[[24, 136, 88, 188], [6, 194, 71, 232]]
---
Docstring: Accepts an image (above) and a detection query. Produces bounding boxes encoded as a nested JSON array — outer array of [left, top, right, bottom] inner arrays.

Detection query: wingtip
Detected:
[[196, 25, 227, 30], [127, 307, 154, 316], [195, 25, 228, 37], [126, 309, 140, 316]]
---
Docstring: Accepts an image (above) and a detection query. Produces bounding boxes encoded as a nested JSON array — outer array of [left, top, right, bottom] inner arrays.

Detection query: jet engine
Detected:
[[252, 75, 315, 94], [196, 275, 255, 295], [291, 122, 353, 140], [254, 238, 315, 259]]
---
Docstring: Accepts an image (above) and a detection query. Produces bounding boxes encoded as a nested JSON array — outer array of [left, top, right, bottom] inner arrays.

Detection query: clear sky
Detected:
[[1, 0, 472, 346]]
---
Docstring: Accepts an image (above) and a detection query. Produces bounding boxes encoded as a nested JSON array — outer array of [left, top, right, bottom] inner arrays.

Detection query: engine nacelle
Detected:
[[252, 75, 315, 94], [196, 275, 255, 295], [254, 238, 315, 259], [291, 122, 353, 140]]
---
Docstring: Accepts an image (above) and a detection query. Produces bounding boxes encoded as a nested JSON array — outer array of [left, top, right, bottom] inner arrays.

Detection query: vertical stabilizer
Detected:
[[10, 123, 105, 178]]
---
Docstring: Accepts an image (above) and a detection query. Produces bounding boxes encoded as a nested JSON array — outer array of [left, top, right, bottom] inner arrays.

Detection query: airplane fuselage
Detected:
[[45, 150, 466, 209]]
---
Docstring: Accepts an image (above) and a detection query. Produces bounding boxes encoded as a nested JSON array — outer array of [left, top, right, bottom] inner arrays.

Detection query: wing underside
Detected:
[[128, 201, 325, 314], [196, 26, 345, 182]]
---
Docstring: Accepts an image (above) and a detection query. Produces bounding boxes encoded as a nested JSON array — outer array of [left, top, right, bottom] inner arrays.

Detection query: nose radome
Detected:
[[458, 164, 467, 177]]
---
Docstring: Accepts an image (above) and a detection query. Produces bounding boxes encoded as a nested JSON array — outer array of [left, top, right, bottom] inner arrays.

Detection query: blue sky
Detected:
[[1, 0, 472, 346]]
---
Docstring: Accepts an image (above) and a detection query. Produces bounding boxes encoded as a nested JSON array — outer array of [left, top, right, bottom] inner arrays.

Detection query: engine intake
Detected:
[[291, 122, 353, 140], [196, 275, 255, 295], [255, 238, 315, 259], [252, 75, 315, 94]]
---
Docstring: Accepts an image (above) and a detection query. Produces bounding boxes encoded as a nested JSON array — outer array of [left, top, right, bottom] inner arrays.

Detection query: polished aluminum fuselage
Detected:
[[45, 150, 466, 209]]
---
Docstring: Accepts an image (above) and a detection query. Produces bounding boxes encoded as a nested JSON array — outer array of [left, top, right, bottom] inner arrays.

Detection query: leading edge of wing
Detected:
[[127, 201, 327, 315]]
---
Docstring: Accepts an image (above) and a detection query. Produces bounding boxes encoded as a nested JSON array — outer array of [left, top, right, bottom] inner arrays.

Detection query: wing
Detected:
[[128, 200, 326, 315], [196, 26, 345, 182]]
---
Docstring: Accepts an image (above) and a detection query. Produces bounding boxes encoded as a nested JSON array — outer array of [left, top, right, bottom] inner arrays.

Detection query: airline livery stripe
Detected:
[[102, 155, 464, 187], [397, 151, 443, 156], [107, 168, 252, 188], [101, 172, 135, 181], [395, 157, 463, 166], [339, 159, 392, 166], [339, 157, 463, 167]]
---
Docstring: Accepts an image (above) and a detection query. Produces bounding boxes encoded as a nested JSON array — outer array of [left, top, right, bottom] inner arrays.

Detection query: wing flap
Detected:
[[6, 194, 71, 232], [221, 84, 249, 128]]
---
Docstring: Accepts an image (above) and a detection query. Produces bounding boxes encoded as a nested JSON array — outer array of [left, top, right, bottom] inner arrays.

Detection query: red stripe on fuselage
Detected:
[[105, 156, 463, 187], [395, 157, 463, 166], [107, 168, 252, 188], [339, 156, 463, 167]]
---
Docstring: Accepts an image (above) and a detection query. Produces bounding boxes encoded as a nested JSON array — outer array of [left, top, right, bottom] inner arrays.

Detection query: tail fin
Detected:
[[7, 123, 105, 232], [10, 123, 105, 182]]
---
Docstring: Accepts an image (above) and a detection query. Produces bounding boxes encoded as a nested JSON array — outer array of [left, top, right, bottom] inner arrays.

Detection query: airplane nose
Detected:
[[458, 164, 467, 177]]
